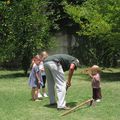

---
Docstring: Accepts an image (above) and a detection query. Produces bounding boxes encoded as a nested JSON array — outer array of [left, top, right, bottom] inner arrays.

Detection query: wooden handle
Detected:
[[61, 98, 93, 116]]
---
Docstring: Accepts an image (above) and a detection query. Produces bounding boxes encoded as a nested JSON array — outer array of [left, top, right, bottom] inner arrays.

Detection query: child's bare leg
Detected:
[[31, 88, 35, 101], [42, 88, 45, 94], [42, 88, 48, 97], [34, 88, 38, 100], [38, 84, 43, 98]]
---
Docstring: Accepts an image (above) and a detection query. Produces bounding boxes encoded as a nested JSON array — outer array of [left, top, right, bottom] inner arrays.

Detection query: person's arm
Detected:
[[36, 72, 41, 84], [88, 72, 93, 78], [34, 66, 41, 84], [87, 68, 93, 79], [66, 63, 75, 87], [93, 74, 100, 81], [39, 62, 45, 72]]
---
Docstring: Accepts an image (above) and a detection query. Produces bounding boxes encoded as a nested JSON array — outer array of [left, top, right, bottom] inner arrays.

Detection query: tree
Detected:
[[0, 0, 54, 74], [62, 0, 120, 66]]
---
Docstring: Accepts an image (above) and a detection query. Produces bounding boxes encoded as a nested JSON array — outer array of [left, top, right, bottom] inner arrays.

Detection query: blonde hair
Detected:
[[91, 65, 100, 74], [40, 51, 48, 60], [30, 55, 41, 69], [34, 54, 41, 60]]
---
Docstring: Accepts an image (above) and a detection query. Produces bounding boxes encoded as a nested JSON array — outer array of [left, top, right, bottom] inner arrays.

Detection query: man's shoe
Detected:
[[50, 103, 57, 106], [57, 106, 70, 110]]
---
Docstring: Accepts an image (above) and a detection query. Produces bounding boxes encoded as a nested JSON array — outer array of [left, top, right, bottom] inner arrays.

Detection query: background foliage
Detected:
[[0, 0, 120, 73], [46, 0, 120, 66], [0, 0, 54, 74]]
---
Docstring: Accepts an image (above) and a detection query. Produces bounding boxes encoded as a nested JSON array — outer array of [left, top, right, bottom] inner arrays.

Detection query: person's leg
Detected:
[[34, 87, 38, 100], [93, 88, 97, 100], [49, 62, 66, 108], [99, 88, 102, 99], [44, 62, 56, 104], [42, 75, 48, 97], [31, 87, 38, 100], [38, 89, 43, 98], [31, 88, 35, 100], [96, 88, 102, 99], [37, 83, 43, 99]]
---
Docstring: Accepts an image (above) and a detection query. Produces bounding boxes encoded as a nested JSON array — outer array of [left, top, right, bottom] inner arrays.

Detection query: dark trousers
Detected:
[[42, 75, 46, 88], [92, 88, 102, 100], [37, 75, 46, 89]]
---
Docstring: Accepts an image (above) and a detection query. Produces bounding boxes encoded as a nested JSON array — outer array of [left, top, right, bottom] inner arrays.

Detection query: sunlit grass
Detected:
[[0, 68, 120, 120]]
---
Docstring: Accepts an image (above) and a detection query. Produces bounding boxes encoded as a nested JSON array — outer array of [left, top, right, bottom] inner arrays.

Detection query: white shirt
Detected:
[[39, 61, 46, 76]]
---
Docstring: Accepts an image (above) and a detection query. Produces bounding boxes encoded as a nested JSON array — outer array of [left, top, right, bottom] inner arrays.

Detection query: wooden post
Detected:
[[61, 98, 93, 116]]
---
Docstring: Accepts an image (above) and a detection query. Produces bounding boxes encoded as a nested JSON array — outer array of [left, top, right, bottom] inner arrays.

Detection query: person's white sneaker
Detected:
[[43, 93, 48, 97], [38, 93, 43, 99], [96, 99, 101, 102], [35, 99, 41, 102]]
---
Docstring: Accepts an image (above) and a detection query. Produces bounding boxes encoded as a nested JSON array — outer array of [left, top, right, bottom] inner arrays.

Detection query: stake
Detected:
[[61, 98, 93, 116]]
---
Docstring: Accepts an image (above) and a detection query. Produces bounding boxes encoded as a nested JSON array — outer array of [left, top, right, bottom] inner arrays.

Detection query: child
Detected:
[[29, 55, 43, 101], [38, 51, 48, 98], [88, 65, 102, 102]]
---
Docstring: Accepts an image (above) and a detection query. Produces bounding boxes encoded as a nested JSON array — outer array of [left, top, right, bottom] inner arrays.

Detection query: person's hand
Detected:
[[66, 81, 71, 87], [38, 80, 40, 84], [41, 69, 44, 72], [40, 68, 44, 72]]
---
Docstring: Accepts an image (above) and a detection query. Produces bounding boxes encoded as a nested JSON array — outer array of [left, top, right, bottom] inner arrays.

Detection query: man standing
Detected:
[[44, 54, 79, 110]]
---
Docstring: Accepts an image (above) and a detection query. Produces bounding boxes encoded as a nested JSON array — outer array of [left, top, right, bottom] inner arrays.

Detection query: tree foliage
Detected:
[[0, 0, 54, 74], [62, 0, 120, 66], [45, 0, 120, 67], [0, 0, 120, 70]]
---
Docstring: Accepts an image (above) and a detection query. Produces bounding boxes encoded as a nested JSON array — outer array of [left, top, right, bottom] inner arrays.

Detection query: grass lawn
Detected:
[[0, 68, 120, 120]]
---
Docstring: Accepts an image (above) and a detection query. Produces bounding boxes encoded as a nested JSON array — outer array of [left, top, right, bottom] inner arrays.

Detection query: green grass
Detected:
[[0, 68, 120, 120]]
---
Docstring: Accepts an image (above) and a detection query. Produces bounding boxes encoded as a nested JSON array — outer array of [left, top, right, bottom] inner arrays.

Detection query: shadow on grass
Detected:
[[44, 104, 57, 109], [101, 72, 120, 82], [66, 102, 77, 107], [78, 72, 120, 82], [0, 73, 27, 79], [44, 102, 77, 109]]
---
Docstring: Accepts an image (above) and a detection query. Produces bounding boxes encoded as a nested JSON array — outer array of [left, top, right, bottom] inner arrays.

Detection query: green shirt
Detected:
[[44, 54, 79, 71]]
